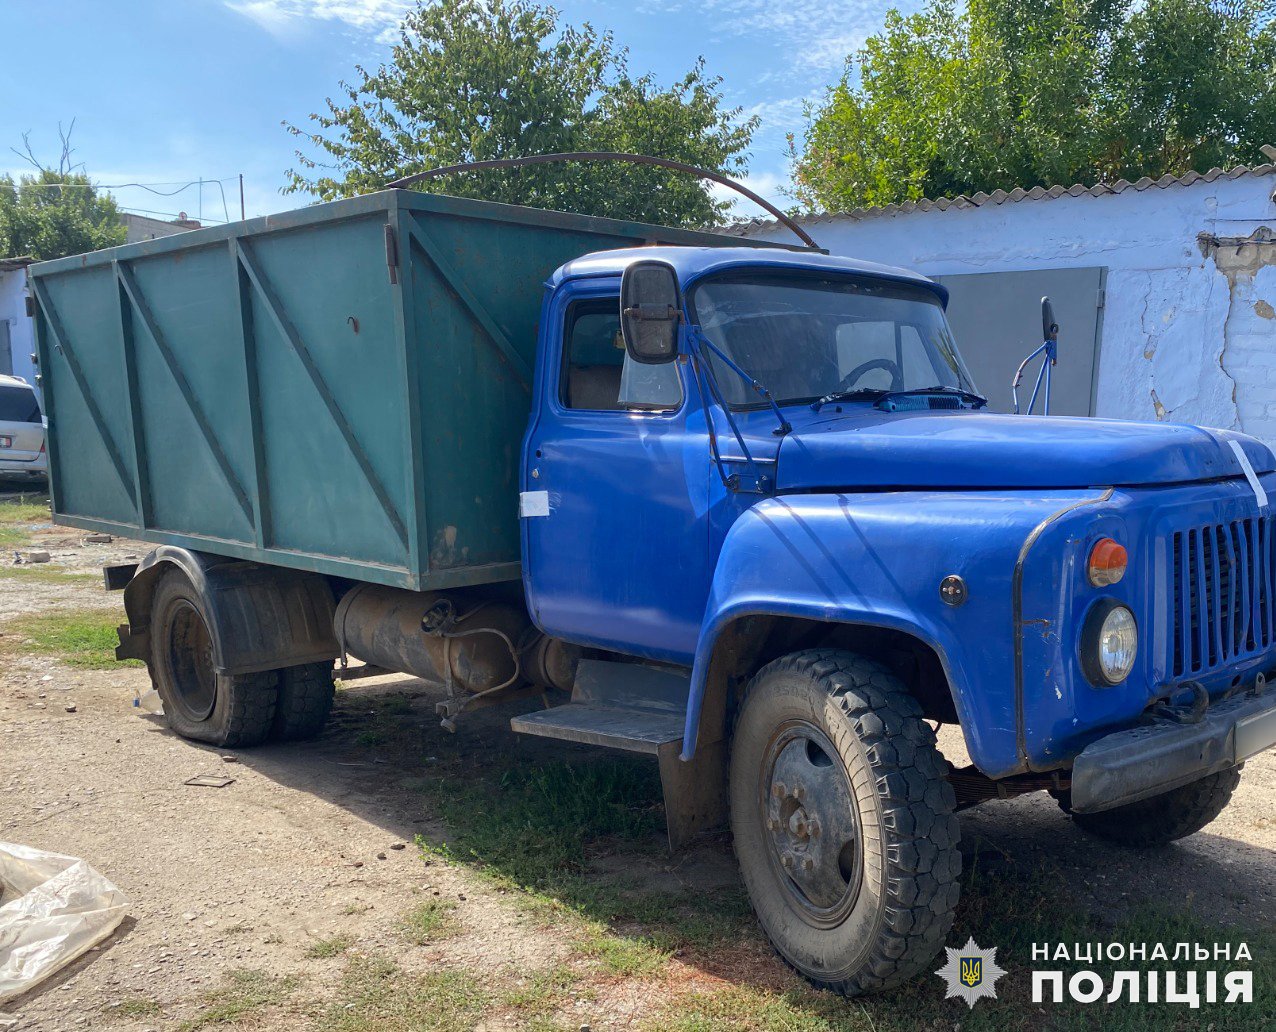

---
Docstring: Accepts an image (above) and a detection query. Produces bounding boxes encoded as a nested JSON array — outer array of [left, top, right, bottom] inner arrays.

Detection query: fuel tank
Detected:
[[334, 584, 578, 694]]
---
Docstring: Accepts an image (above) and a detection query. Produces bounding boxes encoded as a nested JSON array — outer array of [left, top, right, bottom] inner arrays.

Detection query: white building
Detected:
[[734, 157, 1276, 442], [0, 257, 36, 392]]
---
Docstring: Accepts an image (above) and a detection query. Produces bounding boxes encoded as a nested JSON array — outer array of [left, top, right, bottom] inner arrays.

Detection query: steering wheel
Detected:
[[832, 357, 904, 394]]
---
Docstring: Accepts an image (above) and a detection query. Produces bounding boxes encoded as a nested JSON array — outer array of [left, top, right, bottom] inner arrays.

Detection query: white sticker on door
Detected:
[[519, 490, 550, 517]]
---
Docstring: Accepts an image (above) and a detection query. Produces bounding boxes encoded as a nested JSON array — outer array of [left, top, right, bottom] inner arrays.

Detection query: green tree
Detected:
[[791, 0, 1276, 211], [0, 127, 125, 260], [284, 0, 756, 226]]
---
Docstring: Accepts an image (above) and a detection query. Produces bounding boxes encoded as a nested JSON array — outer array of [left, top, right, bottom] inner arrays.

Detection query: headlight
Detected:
[[1081, 599, 1138, 686]]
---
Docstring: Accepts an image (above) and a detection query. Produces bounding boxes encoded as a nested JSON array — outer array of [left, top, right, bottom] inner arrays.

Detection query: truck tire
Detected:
[[149, 569, 278, 747], [1057, 767, 1242, 847], [271, 662, 336, 741], [729, 649, 961, 997]]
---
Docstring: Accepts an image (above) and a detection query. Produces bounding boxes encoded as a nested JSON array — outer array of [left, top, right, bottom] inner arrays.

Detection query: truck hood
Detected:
[[774, 411, 1276, 491]]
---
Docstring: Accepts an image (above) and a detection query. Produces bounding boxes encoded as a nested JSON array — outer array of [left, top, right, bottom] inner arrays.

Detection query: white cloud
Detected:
[[224, 0, 411, 41], [641, 0, 889, 73], [709, 168, 790, 216]]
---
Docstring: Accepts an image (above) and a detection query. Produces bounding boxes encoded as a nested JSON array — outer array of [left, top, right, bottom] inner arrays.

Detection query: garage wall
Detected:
[[738, 172, 1276, 443]]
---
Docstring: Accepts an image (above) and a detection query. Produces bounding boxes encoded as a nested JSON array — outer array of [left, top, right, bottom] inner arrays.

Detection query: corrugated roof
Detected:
[[718, 160, 1276, 235]]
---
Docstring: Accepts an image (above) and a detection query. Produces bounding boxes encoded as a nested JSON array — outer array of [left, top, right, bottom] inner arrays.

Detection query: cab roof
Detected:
[[548, 246, 948, 305]]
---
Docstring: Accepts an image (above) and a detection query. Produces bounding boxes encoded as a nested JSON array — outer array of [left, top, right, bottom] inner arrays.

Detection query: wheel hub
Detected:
[[761, 723, 864, 924], [165, 599, 218, 722]]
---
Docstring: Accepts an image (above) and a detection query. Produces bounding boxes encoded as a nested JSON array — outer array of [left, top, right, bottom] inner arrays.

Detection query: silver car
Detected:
[[0, 374, 47, 480]]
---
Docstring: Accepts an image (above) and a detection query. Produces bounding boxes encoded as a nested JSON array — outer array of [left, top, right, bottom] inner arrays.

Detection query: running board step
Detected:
[[509, 659, 689, 755]]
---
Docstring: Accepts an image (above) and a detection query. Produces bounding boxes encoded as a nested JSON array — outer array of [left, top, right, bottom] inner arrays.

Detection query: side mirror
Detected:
[[620, 260, 681, 365], [1042, 296, 1059, 344]]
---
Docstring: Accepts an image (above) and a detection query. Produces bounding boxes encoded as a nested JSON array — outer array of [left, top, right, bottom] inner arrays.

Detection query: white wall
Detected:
[[0, 268, 37, 394], [741, 175, 1276, 441]]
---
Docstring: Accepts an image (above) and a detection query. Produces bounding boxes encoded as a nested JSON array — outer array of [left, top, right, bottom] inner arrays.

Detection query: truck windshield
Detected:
[[689, 270, 976, 408]]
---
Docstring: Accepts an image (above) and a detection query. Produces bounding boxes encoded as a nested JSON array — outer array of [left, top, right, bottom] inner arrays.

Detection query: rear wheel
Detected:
[[730, 649, 961, 996], [271, 662, 336, 741], [1057, 767, 1242, 847], [150, 570, 278, 747]]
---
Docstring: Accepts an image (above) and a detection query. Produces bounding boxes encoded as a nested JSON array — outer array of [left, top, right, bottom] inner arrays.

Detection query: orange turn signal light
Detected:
[[1088, 538, 1127, 587]]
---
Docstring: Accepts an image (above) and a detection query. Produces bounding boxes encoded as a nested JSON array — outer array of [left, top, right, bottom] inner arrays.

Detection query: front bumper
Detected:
[[1069, 685, 1276, 813]]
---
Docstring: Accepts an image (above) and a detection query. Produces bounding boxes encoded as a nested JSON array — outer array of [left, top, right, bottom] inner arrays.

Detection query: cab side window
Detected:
[[561, 299, 682, 411]]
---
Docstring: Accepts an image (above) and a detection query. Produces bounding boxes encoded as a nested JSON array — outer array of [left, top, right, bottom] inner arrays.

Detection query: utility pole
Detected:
[[239, 173, 245, 221]]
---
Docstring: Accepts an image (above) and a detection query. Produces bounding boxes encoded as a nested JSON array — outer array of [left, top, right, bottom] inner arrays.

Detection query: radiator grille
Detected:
[[1169, 517, 1274, 677]]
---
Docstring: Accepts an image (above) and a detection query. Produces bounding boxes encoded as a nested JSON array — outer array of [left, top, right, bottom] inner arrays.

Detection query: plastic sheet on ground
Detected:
[[0, 842, 129, 1005]]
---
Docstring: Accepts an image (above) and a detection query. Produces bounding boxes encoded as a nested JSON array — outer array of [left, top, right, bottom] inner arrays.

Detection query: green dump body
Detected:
[[30, 190, 753, 590]]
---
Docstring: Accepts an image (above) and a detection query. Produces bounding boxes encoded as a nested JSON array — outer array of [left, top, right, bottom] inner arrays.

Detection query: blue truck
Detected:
[[29, 188, 1276, 996]]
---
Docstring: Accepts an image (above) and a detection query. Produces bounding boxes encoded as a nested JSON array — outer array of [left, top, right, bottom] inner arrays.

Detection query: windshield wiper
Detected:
[[877, 385, 988, 408], [687, 327, 792, 436], [811, 387, 888, 411]]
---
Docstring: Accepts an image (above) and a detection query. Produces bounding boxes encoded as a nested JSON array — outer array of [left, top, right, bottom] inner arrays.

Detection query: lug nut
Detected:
[[780, 853, 794, 869], [772, 782, 787, 799], [793, 784, 806, 801], [801, 857, 814, 872], [807, 818, 821, 838]]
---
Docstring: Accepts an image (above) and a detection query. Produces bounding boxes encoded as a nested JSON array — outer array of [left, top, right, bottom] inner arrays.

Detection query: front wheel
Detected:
[[729, 649, 961, 996]]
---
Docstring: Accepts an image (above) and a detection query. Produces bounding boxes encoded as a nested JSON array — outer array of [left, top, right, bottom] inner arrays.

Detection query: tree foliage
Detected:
[[0, 127, 125, 261], [285, 0, 756, 227], [791, 0, 1276, 211]]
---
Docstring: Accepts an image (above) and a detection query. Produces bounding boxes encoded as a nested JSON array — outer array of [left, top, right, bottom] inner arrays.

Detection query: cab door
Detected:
[[520, 282, 711, 665]]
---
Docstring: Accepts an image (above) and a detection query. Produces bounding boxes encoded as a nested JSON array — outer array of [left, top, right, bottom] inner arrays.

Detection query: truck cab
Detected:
[[514, 244, 1276, 995], [31, 193, 1276, 999]]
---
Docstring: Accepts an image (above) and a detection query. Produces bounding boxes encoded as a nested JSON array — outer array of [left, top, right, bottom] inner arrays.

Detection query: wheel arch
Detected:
[[119, 546, 341, 675], [682, 605, 972, 762]]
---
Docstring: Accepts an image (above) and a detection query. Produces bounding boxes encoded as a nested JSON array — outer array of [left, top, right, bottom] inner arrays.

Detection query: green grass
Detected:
[[414, 755, 751, 962], [106, 998, 162, 1018], [0, 565, 100, 586], [0, 492, 49, 535], [499, 964, 586, 1019], [401, 898, 460, 945], [178, 969, 297, 1031], [318, 957, 490, 1032], [0, 494, 50, 546], [578, 926, 671, 978], [418, 758, 665, 888], [305, 933, 355, 959], [5, 608, 141, 669]]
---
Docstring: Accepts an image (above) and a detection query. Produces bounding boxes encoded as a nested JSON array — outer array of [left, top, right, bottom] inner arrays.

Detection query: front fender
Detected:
[[684, 490, 1104, 776]]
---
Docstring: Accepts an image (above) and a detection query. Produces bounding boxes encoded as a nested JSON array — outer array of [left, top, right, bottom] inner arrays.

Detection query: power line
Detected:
[[5, 175, 242, 191], [10, 174, 241, 222]]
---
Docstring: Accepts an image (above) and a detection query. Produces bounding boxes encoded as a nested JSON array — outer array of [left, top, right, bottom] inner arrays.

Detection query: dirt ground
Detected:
[[0, 502, 1273, 1030]]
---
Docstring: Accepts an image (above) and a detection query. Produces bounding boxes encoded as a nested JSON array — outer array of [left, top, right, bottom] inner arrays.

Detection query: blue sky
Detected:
[[0, 0, 918, 224]]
